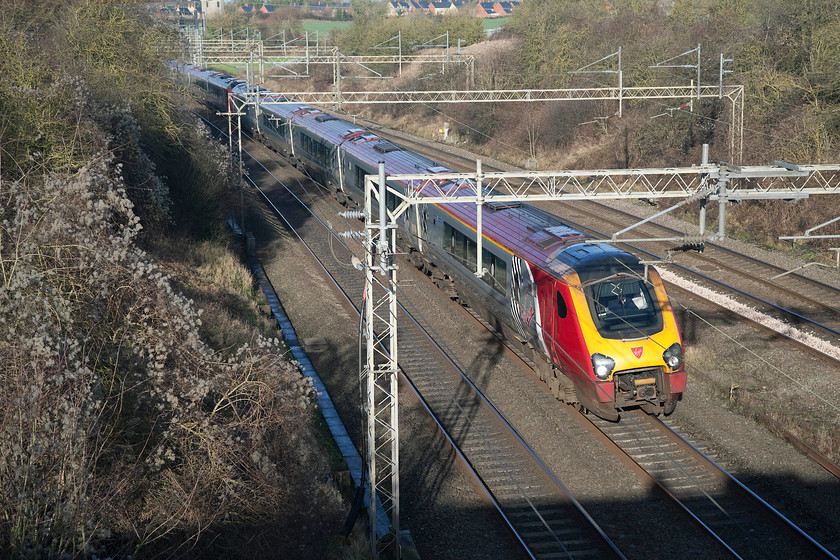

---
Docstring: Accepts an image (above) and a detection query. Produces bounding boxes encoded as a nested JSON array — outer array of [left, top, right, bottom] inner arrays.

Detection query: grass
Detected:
[[483, 16, 509, 31], [301, 19, 354, 36], [207, 63, 244, 74], [301, 17, 505, 36]]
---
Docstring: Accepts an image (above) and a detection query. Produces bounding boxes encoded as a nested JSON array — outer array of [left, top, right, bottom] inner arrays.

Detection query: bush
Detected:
[[0, 2, 346, 557], [0, 153, 342, 559]]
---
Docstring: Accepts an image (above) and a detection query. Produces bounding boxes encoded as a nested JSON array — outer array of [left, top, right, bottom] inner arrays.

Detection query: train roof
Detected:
[[180, 64, 640, 279], [439, 195, 642, 279], [179, 63, 244, 90], [258, 100, 443, 173]]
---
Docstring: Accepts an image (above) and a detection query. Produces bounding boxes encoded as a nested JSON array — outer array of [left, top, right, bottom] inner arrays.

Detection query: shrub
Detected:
[[0, 155, 342, 558]]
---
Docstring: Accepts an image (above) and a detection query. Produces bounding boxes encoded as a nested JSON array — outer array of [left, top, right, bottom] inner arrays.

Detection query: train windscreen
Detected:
[[582, 273, 663, 339]]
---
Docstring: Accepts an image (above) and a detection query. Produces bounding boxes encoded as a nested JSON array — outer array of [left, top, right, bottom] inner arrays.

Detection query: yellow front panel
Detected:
[[564, 268, 681, 381]]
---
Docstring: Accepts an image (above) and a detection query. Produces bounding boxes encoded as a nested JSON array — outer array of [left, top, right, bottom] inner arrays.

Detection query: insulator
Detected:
[[339, 231, 364, 239], [339, 211, 365, 219]]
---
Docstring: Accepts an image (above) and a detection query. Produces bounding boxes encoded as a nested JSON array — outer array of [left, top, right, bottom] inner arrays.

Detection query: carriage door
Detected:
[[407, 206, 426, 250], [536, 275, 556, 361]]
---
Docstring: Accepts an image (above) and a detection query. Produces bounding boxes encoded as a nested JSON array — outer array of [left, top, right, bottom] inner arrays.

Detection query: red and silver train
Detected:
[[178, 64, 686, 421]]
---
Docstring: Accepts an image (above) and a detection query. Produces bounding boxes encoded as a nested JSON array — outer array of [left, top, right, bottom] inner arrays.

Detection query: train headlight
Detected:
[[591, 353, 615, 380], [662, 343, 683, 370]]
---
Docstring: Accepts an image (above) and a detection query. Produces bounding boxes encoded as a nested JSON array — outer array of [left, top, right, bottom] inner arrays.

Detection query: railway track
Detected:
[[589, 410, 835, 559], [397, 297, 624, 559], [210, 118, 626, 559], [361, 119, 840, 348], [197, 109, 840, 557]]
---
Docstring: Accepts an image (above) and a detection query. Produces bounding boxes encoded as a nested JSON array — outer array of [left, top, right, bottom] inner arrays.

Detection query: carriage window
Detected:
[[386, 189, 398, 212], [443, 222, 506, 295], [444, 222, 467, 263], [479, 247, 506, 295], [465, 236, 477, 268], [300, 133, 330, 166], [354, 165, 368, 188], [491, 255, 507, 294]]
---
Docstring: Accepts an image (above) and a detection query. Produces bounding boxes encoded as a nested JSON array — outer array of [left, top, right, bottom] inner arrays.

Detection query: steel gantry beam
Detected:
[[272, 85, 745, 163], [381, 159, 840, 249], [274, 84, 740, 104], [356, 155, 840, 557], [384, 162, 840, 204]]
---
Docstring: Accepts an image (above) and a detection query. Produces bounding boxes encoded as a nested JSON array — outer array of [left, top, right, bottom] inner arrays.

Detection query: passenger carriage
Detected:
[[178, 63, 686, 421]]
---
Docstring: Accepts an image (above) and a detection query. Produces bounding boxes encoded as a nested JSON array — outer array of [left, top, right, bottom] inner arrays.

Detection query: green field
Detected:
[[207, 63, 242, 74], [301, 19, 354, 36], [483, 16, 509, 31], [299, 18, 507, 36]]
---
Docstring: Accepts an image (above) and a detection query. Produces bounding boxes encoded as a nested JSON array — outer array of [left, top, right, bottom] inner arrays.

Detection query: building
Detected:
[[431, 1, 458, 15], [201, 0, 223, 18], [474, 1, 497, 17], [474, 0, 519, 17]]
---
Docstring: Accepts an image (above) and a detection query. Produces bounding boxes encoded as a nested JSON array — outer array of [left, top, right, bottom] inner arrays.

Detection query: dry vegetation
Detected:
[[307, 0, 840, 261], [5, 1, 835, 555], [0, 2, 349, 558]]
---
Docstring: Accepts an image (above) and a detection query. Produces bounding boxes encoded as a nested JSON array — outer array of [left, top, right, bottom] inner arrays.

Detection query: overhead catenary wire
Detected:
[[302, 101, 840, 414], [202, 95, 840, 556]]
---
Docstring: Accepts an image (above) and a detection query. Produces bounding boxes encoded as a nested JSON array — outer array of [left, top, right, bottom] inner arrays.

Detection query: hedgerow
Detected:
[[0, 2, 345, 557]]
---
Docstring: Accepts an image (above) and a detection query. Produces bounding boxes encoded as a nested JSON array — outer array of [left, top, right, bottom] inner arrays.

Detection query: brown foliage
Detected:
[[0, 2, 346, 558], [0, 154, 343, 558]]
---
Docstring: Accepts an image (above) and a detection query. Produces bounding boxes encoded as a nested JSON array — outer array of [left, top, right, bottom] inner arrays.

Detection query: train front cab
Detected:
[[542, 254, 686, 421]]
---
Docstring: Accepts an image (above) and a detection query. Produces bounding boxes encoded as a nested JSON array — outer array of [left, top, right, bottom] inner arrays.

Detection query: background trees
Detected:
[[389, 0, 840, 252]]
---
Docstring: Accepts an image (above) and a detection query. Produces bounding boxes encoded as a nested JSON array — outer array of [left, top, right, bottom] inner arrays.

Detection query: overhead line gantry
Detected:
[[355, 153, 840, 558], [186, 31, 745, 161]]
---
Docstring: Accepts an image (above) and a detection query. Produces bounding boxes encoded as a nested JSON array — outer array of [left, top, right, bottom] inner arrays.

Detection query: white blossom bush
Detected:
[[0, 155, 342, 558], [0, 5, 345, 557]]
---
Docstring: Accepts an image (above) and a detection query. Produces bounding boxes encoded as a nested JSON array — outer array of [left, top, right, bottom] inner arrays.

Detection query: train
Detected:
[[176, 63, 686, 421]]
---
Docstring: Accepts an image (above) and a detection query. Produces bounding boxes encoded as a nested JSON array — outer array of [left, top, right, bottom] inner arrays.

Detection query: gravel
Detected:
[[239, 122, 840, 559]]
